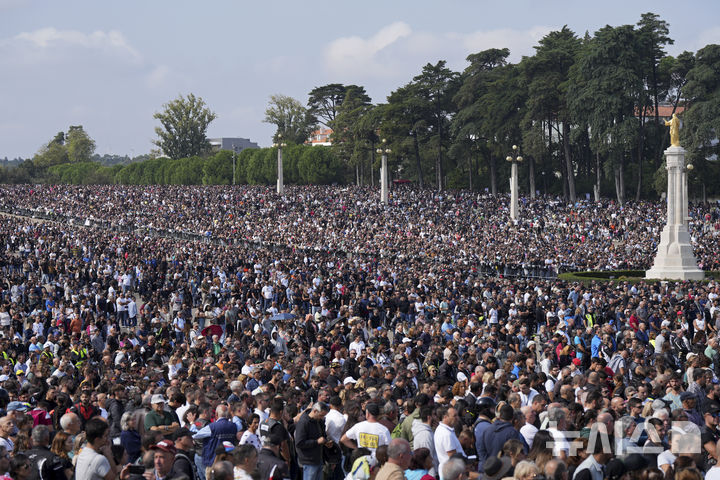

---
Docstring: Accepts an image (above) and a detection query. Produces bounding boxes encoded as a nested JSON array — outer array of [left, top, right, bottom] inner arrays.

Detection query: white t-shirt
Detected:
[[706, 466, 720, 480], [344, 421, 391, 455], [657, 450, 676, 469], [520, 423, 539, 448], [548, 428, 570, 457], [75, 445, 110, 480], [325, 409, 347, 444], [433, 422, 464, 472]]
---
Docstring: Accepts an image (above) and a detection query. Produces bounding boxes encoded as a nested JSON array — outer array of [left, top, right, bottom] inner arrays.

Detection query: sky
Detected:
[[1, 0, 720, 159]]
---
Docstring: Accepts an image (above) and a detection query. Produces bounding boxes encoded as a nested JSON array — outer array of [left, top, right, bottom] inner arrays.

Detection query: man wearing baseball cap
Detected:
[[150, 439, 179, 480], [171, 428, 198, 480], [145, 394, 180, 439]]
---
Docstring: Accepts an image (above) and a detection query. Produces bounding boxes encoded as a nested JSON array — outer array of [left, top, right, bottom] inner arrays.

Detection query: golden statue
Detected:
[[665, 113, 682, 147]]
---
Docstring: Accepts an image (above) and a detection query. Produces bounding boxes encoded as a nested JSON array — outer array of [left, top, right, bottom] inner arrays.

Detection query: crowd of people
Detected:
[[0, 184, 719, 480], [2, 184, 720, 274]]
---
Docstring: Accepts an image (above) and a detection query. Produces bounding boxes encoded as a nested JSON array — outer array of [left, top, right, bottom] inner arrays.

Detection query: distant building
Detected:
[[636, 104, 685, 123], [307, 128, 333, 146], [209, 137, 259, 152]]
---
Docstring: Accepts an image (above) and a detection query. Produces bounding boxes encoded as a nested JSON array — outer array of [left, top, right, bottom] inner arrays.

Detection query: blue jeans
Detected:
[[302, 464, 323, 480], [194, 453, 206, 480]]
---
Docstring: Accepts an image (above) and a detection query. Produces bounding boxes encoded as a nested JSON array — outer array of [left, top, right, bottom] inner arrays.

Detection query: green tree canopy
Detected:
[[264, 94, 315, 144], [66, 125, 96, 163], [153, 93, 216, 160]]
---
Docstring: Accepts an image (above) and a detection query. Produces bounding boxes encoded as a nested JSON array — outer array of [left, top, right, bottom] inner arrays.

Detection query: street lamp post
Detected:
[[273, 135, 287, 195], [232, 144, 237, 186], [506, 145, 523, 221], [376, 139, 391, 204]]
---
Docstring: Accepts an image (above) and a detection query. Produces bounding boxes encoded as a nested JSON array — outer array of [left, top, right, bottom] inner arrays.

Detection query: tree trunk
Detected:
[[635, 119, 644, 202], [614, 157, 625, 205], [436, 119, 443, 192], [413, 132, 424, 189], [371, 141, 376, 188], [489, 155, 497, 195], [356, 163, 360, 186], [594, 151, 601, 202], [562, 121, 576, 203], [635, 106, 657, 202], [528, 156, 536, 199], [469, 154, 473, 191]]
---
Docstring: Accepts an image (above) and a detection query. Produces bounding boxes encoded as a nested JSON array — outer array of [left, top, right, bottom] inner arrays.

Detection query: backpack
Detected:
[[175, 452, 199, 480]]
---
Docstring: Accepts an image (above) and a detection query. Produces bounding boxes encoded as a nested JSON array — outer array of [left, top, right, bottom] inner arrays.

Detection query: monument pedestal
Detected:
[[646, 146, 704, 281]]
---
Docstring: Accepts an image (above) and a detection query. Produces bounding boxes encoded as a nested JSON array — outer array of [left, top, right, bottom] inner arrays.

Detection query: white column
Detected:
[[380, 153, 388, 204], [646, 146, 703, 280], [276, 147, 284, 196], [510, 161, 518, 221]]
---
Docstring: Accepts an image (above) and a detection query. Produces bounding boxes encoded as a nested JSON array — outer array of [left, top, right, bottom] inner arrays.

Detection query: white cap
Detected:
[[151, 394, 166, 404], [343, 377, 357, 386]]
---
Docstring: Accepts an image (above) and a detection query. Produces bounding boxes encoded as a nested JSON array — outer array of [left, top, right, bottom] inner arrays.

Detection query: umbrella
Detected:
[[270, 313, 296, 321], [201, 325, 223, 338]]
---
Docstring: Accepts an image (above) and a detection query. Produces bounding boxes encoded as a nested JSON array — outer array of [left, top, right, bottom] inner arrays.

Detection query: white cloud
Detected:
[[6, 27, 141, 63], [324, 21, 412, 77], [323, 23, 554, 84], [462, 26, 554, 61]]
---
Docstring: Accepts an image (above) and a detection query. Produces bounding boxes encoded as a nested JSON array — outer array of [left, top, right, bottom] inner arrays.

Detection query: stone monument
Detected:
[[646, 115, 704, 280]]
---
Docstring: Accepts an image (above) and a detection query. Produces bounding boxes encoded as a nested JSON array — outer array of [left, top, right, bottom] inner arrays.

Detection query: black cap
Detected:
[[174, 428, 193, 440], [605, 458, 626, 480], [623, 454, 649, 472]]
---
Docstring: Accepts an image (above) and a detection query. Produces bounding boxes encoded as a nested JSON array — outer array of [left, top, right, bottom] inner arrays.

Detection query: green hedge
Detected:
[[559, 270, 720, 283]]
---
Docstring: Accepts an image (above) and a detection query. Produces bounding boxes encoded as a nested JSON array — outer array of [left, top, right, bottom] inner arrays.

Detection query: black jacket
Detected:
[[293, 411, 325, 465], [258, 448, 290, 480], [171, 449, 197, 480], [106, 397, 124, 437], [25, 446, 67, 480]]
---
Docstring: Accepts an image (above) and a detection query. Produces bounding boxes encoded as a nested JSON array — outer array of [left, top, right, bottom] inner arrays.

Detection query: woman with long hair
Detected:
[[50, 431, 75, 480], [527, 430, 554, 474]]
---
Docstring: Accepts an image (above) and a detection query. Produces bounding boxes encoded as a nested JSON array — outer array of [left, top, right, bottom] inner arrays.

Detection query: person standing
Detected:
[[257, 435, 291, 480], [24, 425, 66, 480], [294, 402, 330, 480], [433, 406, 464, 474], [171, 428, 199, 480], [193, 404, 238, 479], [341, 403, 391, 458], [144, 395, 179, 438], [74, 418, 126, 480]]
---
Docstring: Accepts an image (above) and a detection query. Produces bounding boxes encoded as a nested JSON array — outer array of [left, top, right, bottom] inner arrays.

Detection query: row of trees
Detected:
[[113, 144, 345, 185], [0, 144, 346, 186], [262, 13, 720, 202]]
